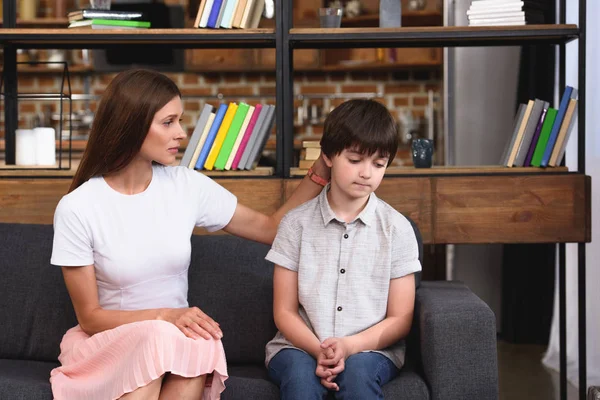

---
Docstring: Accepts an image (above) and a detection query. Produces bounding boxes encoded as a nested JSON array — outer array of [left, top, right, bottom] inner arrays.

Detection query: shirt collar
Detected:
[[318, 183, 378, 227]]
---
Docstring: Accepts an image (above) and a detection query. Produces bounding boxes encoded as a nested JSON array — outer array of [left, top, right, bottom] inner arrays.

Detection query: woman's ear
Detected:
[[322, 152, 333, 168]]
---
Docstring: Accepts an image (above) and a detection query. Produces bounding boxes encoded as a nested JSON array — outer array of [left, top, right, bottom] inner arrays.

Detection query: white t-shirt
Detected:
[[51, 165, 237, 311]]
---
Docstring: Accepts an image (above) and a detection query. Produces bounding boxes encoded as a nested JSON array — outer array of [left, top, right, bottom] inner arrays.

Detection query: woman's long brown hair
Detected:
[[68, 69, 181, 193]]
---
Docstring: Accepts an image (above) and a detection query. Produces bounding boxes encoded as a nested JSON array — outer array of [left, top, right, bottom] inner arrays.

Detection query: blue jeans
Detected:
[[268, 348, 399, 400]]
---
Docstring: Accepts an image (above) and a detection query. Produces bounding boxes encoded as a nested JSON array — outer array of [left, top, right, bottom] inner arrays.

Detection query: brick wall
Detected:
[[4, 67, 440, 166]]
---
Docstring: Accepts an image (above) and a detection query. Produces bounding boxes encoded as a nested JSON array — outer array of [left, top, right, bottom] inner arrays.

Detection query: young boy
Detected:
[[264, 99, 422, 399]]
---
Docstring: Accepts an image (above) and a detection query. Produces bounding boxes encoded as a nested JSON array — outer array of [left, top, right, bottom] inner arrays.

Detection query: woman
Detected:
[[50, 69, 330, 400]]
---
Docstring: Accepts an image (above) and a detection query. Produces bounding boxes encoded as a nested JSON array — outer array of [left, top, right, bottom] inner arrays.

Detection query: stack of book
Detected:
[[501, 86, 578, 168], [466, 0, 546, 26], [67, 9, 151, 29], [298, 141, 321, 170], [180, 102, 276, 171], [193, 0, 265, 29]]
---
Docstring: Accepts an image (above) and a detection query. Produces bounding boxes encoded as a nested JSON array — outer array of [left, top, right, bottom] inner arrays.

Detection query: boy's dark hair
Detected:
[[320, 99, 398, 165]]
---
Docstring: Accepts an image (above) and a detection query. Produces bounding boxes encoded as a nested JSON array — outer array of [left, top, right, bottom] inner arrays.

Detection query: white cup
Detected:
[[15, 129, 37, 166], [34, 127, 56, 166]]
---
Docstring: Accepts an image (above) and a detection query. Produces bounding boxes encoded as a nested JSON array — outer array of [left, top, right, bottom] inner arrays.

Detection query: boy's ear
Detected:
[[322, 152, 333, 168]]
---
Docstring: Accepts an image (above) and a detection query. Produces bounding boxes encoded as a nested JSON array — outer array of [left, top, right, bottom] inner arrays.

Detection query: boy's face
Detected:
[[324, 148, 389, 201]]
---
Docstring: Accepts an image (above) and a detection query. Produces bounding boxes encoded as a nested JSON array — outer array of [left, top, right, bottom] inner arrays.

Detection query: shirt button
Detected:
[[340, 269, 346, 274], [337, 306, 343, 311], [343, 234, 349, 239]]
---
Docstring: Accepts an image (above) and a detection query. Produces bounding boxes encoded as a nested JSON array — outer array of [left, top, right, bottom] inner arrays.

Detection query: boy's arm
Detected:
[[223, 157, 329, 245], [339, 273, 416, 357], [273, 265, 323, 358]]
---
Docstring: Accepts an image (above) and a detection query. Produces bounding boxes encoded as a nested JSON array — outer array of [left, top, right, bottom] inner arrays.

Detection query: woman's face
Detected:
[[139, 96, 186, 165]]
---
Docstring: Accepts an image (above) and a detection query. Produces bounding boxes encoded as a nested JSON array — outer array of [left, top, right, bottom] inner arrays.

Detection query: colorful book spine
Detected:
[[541, 86, 574, 167], [195, 103, 227, 170], [214, 102, 250, 170], [231, 104, 262, 170], [204, 103, 238, 170], [530, 107, 557, 167], [523, 106, 547, 166]]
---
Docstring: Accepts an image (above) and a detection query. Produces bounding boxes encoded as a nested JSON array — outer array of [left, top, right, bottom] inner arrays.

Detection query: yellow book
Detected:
[[204, 103, 238, 170]]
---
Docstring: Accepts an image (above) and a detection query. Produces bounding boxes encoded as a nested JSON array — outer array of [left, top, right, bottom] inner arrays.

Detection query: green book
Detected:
[[92, 19, 151, 28], [214, 102, 250, 170], [531, 107, 557, 167]]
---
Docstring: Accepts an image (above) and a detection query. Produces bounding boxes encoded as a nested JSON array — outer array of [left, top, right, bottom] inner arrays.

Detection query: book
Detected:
[[204, 103, 238, 170], [247, 0, 265, 28], [238, 104, 270, 169], [68, 19, 151, 28], [240, 0, 256, 29], [68, 9, 145, 22], [523, 105, 548, 166], [180, 104, 214, 167], [506, 99, 534, 167], [530, 107, 557, 167], [215, 0, 230, 27], [232, 0, 249, 28], [500, 103, 526, 166], [195, 103, 228, 169], [226, 105, 255, 170], [189, 112, 216, 169], [244, 105, 276, 170], [214, 102, 250, 170], [231, 104, 263, 170], [541, 86, 575, 167], [220, 0, 239, 28], [549, 99, 578, 166], [194, 0, 209, 28], [207, 0, 225, 29], [199, 0, 215, 28], [513, 99, 547, 166]]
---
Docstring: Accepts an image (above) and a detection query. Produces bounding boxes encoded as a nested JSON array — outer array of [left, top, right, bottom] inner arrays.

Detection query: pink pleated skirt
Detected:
[[50, 320, 228, 400]]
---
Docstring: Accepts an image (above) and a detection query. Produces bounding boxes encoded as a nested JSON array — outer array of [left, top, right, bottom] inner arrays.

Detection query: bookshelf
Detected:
[[0, 2, 590, 398]]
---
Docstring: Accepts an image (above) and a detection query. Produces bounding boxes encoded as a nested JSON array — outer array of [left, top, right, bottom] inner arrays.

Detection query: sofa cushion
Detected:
[[0, 224, 77, 362], [188, 235, 276, 365], [0, 359, 56, 399]]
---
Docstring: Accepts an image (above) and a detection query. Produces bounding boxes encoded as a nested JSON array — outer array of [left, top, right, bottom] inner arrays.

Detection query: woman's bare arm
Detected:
[[62, 266, 222, 339], [223, 157, 329, 245]]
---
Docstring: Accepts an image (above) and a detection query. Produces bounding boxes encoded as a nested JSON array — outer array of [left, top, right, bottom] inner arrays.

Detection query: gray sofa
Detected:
[[0, 222, 498, 399]]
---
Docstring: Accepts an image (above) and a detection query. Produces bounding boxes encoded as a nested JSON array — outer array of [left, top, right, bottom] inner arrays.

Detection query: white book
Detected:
[[180, 104, 214, 167], [470, 0, 523, 7], [225, 105, 254, 170], [469, 16, 525, 25], [199, 0, 214, 28], [189, 112, 215, 169], [467, 6, 524, 16], [469, 11, 525, 20]]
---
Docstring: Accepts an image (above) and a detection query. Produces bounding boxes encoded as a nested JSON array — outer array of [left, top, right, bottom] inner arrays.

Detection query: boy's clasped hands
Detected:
[[315, 337, 351, 391]]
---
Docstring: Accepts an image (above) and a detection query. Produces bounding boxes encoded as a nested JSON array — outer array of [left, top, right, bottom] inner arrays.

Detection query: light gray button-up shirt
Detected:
[[265, 185, 422, 368]]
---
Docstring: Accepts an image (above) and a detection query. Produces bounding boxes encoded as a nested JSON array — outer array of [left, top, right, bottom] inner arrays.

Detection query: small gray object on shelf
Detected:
[[412, 138, 434, 168], [589, 386, 600, 400], [379, 0, 401, 28]]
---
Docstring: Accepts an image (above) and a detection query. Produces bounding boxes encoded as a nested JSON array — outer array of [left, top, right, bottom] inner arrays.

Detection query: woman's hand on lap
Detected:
[[159, 307, 223, 340]]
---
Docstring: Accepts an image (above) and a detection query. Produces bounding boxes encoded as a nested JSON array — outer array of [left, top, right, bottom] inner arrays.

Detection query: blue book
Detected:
[[219, 0, 238, 28], [206, 0, 224, 28], [541, 86, 573, 167], [195, 103, 228, 169]]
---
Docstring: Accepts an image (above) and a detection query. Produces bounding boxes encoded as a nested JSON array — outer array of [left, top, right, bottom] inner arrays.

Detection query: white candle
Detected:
[[15, 129, 37, 166], [34, 127, 56, 166]]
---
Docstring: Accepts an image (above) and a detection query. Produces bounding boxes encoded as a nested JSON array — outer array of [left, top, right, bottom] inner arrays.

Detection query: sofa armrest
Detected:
[[410, 281, 498, 400]]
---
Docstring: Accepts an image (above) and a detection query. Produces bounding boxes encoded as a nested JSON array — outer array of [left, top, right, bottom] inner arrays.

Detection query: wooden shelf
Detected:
[[0, 18, 69, 28], [16, 64, 94, 74], [291, 165, 571, 177], [321, 59, 441, 71], [0, 28, 276, 49], [0, 158, 274, 177], [289, 24, 579, 49], [342, 11, 443, 28]]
